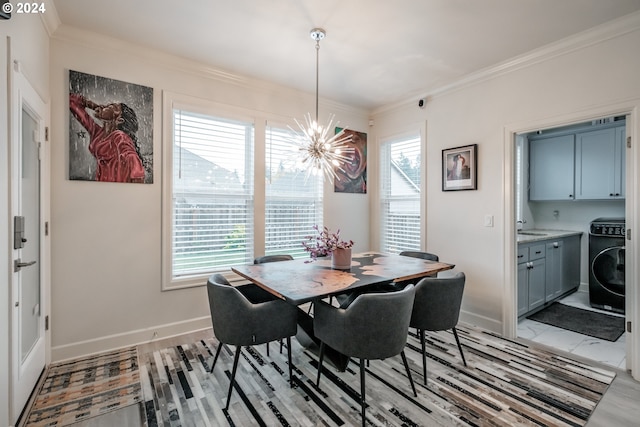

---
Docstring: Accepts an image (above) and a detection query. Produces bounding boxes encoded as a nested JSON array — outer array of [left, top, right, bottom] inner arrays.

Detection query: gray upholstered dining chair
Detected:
[[253, 254, 294, 264], [410, 272, 467, 385], [207, 273, 298, 409], [399, 250, 439, 261], [314, 284, 417, 426]]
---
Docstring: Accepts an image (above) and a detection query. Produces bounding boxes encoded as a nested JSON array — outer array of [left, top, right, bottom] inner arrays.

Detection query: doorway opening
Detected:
[[514, 115, 627, 369]]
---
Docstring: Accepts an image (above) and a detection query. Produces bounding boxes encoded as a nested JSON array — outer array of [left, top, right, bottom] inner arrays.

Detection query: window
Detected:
[[265, 124, 323, 258], [380, 135, 421, 253], [167, 106, 254, 288]]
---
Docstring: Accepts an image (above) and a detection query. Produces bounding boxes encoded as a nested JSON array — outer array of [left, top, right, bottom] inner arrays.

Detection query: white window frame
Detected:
[[264, 122, 323, 259], [379, 133, 422, 254], [162, 92, 257, 290]]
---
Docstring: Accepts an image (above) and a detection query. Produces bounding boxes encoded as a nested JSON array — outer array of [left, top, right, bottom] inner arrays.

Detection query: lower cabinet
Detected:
[[517, 244, 546, 316], [518, 234, 581, 317], [545, 240, 563, 301]]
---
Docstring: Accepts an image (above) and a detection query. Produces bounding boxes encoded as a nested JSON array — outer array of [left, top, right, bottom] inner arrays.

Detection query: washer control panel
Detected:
[[590, 222, 626, 236]]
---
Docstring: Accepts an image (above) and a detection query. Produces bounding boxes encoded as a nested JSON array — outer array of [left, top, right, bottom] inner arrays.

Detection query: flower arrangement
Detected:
[[302, 225, 354, 261]]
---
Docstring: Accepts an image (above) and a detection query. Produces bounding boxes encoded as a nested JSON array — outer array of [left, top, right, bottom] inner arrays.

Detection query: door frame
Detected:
[[9, 62, 50, 422], [502, 100, 638, 380]]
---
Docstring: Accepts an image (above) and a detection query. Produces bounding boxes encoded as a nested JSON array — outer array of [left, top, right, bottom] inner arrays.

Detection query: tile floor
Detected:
[[517, 289, 627, 369]]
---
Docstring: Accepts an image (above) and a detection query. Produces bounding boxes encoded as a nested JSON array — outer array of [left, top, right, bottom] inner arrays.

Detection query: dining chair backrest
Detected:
[[314, 284, 416, 360], [254, 254, 294, 264], [207, 273, 297, 346], [399, 250, 439, 262], [411, 272, 465, 331]]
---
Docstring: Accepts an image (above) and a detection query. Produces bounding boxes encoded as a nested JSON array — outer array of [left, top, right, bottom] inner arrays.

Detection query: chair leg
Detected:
[[286, 337, 293, 387], [280, 339, 284, 354], [452, 327, 467, 367], [225, 346, 242, 410], [420, 329, 427, 385], [359, 358, 366, 427], [211, 342, 223, 373], [266, 342, 270, 357], [316, 341, 325, 387], [400, 350, 417, 397]]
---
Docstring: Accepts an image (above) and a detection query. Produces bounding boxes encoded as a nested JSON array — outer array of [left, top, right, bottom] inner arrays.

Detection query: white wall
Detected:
[[372, 15, 640, 334], [49, 26, 370, 360], [1, 9, 51, 426]]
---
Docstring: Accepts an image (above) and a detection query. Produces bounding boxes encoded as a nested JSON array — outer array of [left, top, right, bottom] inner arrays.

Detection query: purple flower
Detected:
[[302, 225, 354, 261]]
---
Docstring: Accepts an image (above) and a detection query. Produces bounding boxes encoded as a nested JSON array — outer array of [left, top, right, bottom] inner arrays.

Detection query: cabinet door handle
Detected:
[[553, 242, 559, 248], [568, 194, 573, 198], [535, 250, 542, 255]]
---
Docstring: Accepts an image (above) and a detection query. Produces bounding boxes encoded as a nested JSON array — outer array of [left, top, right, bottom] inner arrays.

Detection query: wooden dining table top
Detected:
[[231, 252, 454, 305]]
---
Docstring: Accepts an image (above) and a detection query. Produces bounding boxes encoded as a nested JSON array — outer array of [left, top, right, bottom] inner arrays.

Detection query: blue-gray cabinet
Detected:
[[545, 240, 563, 301], [517, 243, 546, 316], [575, 126, 626, 200], [528, 122, 625, 201], [518, 233, 581, 317], [529, 134, 575, 201]]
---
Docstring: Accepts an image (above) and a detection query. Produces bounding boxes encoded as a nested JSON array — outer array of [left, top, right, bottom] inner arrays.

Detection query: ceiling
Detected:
[[51, 0, 640, 110]]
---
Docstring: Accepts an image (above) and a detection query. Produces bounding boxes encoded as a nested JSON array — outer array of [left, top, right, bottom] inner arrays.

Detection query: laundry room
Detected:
[[515, 115, 627, 369]]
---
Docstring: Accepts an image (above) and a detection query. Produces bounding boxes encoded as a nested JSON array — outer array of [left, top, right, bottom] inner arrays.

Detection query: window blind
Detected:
[[380, 135, 421, 253], [172, 110, 254, 277], [265, 125, 323, 258]]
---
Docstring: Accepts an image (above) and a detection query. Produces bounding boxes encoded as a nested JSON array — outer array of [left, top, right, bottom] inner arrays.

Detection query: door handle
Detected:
[[14, 258, 36, 272]]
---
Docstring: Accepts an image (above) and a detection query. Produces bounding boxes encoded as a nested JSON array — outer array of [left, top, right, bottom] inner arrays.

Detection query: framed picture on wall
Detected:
[[334, 128, 367, 194], [442, 144, 477, 191], [68, 70, 154, 184]]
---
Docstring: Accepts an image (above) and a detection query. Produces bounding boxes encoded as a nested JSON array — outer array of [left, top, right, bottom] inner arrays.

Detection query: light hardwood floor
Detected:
[[62, 328, 640, 426]]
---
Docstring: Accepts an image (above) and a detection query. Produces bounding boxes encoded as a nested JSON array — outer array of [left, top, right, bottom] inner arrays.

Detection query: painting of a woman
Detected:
[[69, 70, 153, 183]]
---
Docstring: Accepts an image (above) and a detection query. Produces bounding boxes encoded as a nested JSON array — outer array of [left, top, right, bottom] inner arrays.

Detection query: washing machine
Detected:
[[589, 217, 625, 314]]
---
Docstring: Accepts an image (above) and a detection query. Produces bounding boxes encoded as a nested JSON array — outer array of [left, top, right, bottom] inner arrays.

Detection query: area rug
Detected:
[[139, 324, 616, 426], [527, 302, 625, 342], [24, 346, 141, 427]]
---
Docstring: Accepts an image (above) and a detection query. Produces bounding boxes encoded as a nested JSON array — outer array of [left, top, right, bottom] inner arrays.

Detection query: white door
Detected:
[[11, 67, 47, 423]]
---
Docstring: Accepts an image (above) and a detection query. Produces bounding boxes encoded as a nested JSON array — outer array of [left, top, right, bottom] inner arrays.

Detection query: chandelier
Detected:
[[289, 28, 354, 181]]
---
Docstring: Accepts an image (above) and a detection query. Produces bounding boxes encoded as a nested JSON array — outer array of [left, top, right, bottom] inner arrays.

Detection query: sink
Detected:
[[518, 231, 548, 236]]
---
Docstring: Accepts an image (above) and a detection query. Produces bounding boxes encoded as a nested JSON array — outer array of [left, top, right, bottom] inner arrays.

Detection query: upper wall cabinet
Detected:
[[529, 134, 575, 201], [575, 127, 626, 200], [529, 121, 625, 201]]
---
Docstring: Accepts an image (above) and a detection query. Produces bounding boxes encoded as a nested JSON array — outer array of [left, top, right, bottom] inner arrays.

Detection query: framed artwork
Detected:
[[442, 144, 477, 191], [68, 70, 154, 183], [334, 128, 367, 193]]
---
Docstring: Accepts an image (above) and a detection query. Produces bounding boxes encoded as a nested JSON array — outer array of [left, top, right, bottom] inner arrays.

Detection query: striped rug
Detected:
[[25, 346, 141, 426], [139, 324, 616, 426]]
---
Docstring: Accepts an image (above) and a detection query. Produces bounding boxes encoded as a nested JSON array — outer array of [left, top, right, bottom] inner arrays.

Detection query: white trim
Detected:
[[460, 309, 502, 334], [51, 317, 212, 363], [374, 11, 640, 115], [51, 25, 362, 117]]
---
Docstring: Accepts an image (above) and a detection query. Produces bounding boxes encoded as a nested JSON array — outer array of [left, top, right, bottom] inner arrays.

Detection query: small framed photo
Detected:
[[442, 144, 477, 191]]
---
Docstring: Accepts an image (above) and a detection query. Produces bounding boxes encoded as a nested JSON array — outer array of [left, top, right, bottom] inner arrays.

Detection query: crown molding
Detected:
[[373, 10, 640, 116], [51, 25, 366, 118], [39, 0, 61, 37]]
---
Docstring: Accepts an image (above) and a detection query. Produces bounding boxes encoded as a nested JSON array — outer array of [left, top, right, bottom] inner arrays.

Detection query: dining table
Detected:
[[231, 251, 455, 370]]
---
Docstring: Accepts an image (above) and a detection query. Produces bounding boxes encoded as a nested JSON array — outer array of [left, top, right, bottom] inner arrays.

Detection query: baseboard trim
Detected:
[[459, 310, 502, 334], [51, 316, 212, 362]]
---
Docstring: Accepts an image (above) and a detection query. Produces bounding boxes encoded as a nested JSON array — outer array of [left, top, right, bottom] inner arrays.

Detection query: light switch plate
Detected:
[[484, 215, 494, 227]]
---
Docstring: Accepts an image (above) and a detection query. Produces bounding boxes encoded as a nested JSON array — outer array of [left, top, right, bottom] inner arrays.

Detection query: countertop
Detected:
[[517, 229, 583, 244]]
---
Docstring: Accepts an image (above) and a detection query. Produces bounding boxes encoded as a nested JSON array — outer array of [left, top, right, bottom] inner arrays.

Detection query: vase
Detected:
[[331, 248, 352, 270]]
